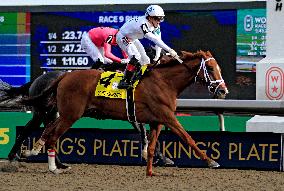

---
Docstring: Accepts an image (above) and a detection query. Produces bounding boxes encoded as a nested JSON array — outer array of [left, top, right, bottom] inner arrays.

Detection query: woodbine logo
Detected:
[[265, 67, 284, 100]]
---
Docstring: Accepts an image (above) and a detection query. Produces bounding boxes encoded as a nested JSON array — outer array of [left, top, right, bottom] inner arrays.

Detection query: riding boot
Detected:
[[117, 56, 139, 89], [91, 59, 104, 69], [117, 67, 135, 89]]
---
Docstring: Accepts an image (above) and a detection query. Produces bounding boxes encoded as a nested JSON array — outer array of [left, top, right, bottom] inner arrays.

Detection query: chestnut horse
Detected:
[[24, 50, 228, 176]]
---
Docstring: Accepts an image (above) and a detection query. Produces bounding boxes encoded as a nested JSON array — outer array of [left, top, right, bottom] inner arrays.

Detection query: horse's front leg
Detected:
[[166, 116, 220, 168], [146, 123, 162, 176]]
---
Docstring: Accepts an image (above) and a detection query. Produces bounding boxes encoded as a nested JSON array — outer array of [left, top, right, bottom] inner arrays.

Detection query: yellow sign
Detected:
[[95, 66, 147, 99], [0, 128, 9, 144]]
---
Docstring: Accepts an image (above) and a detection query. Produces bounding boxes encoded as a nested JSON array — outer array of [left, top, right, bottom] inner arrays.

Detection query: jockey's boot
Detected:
[[91, 59, 104, 69], [117, 68, 134, 89], [117, 56, 139, 89]]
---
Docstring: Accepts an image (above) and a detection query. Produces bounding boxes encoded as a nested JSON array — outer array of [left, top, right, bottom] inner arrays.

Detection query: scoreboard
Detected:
[[39, 30, 88, 69], [236, 9, 266, 72], [31, 12, 144, 78]]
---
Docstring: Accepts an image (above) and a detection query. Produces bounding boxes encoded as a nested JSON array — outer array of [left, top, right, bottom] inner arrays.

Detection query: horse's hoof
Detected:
[[50, 168, 63, 174], [146, 171, 153, 177], [22, 150, 39, 158], [22, 150, 31, 158], [146, 171, 158, 176], [208, 159, 220, 168], [56, 163, 71, 170], [60, 165, 72, 170]]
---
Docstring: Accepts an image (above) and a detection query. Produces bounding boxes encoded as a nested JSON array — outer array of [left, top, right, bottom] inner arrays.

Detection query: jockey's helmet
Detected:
[[145, 5, 165, 17]]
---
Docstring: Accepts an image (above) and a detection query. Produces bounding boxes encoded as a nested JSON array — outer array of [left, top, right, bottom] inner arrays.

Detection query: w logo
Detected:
[[265, 67, 284, 100]]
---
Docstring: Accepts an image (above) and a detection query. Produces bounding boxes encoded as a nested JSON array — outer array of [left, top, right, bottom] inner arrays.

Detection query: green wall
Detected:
[[0, 112, 251, 158]]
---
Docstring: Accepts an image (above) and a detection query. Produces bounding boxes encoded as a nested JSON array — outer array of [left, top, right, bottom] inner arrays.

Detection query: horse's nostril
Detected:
[[219, 89, 229, 95]]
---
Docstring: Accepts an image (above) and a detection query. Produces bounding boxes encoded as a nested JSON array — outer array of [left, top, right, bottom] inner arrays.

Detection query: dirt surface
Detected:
[[1, 161, 284, 191]]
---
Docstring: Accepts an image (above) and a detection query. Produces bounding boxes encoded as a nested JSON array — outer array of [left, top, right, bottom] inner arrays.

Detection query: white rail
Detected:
[[177, 99, 284, 116], [176, 99, 284, 132]]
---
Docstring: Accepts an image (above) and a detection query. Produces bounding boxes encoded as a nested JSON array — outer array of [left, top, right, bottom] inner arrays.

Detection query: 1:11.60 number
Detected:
[[62, 57, 88, 66]]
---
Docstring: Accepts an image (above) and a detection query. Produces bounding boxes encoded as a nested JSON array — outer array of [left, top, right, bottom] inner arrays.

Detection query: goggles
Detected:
[[152, 16, 164, 22]]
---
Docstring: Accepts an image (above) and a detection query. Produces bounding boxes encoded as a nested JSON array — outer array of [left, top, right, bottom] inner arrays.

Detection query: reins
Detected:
[[149, 54, 224, 95]]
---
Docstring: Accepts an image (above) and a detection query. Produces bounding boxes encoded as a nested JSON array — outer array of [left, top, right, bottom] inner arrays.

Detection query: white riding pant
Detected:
[[116, 31, 150, 65], [81, 33, 112, 64]]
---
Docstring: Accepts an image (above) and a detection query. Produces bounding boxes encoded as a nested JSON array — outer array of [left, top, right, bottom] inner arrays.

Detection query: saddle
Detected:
[[95, 65, 148, 99], [95, 65, 148, 122]]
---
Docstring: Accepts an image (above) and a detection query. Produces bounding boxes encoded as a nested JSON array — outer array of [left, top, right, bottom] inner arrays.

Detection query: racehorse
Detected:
[[2, 71, 172, 168], [23, 50, 229, 176]]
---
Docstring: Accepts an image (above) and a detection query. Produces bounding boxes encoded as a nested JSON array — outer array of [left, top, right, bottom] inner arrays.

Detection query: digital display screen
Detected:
[[236, 9, 266, 72], [0, 13, 30, 87], [31, 12, 145, 75]]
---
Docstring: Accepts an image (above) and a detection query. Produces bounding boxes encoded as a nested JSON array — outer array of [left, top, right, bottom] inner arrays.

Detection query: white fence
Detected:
[[176, 99, 284, 132], [177, 99, 284, 116]]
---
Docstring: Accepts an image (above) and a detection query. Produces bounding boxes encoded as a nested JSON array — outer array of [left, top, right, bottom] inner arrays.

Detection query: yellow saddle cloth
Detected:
[[95, 66, 147, 99]]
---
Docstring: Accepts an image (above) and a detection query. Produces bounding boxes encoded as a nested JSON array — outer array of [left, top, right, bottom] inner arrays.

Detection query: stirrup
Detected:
[[117, 81, 132, 89]]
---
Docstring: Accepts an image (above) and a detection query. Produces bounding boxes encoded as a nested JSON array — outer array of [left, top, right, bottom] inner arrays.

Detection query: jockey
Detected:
[[81, 27, 129, 69], [116, 4, 179, 89]]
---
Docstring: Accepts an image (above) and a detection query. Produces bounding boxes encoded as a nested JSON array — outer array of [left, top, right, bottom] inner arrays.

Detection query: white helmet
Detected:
[[145, 5, 165, 17]]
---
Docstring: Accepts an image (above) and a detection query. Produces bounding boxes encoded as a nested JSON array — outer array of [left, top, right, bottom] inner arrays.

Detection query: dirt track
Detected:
[[1, 161, 284, 191]]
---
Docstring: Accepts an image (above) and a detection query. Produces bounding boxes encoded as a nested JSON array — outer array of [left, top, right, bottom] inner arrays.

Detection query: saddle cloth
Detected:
[[95, 66, 147, 99]]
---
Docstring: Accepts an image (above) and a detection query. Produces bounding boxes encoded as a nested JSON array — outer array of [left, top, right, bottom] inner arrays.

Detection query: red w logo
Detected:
[[271, 76, 279, 82], [266, 67, 284, 100]]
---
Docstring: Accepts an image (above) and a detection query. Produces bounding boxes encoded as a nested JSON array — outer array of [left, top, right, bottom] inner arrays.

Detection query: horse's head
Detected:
[[181, 50, 229, 99]]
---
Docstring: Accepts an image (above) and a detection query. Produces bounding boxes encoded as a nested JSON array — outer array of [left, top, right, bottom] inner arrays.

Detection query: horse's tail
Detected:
[[0, 79, 31, 102], [21, 73, 66, 106]]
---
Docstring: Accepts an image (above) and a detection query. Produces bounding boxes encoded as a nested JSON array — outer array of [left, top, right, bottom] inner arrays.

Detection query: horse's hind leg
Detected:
[[22, 117, 60, 158], [43, 108, 70, 170], [45, 117, 76, 173], [9, 111, 44, 160]]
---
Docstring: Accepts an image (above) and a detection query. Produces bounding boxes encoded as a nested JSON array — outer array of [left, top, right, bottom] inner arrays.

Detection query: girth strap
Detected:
[[126, 87, 137, 122]]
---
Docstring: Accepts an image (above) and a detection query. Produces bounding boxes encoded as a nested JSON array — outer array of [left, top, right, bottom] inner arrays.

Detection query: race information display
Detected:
[[236, 9, 266, 72], [31, 12, 144, 77], [0, 13, 30, 87]]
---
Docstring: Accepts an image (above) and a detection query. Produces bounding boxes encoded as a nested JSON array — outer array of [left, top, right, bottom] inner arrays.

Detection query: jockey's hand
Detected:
[[168, 49, 178, 58], [121, 59, 129, 64], [168, 49, 183, 63], [153, 57, 160, 65]]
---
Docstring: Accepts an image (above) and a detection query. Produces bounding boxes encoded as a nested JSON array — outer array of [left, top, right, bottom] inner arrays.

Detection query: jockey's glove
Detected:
[[169, 49, 183, 63], [121, 59, 129, 64], [153, 58, 160, 65], [168, 49, 178, 59]]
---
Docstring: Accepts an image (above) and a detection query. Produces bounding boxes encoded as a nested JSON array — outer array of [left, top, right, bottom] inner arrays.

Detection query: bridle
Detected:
[[194, 57, 225, 95]]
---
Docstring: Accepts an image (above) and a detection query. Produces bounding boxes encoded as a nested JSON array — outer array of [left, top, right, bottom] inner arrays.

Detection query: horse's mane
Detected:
[[156, 50, 212, 68]]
